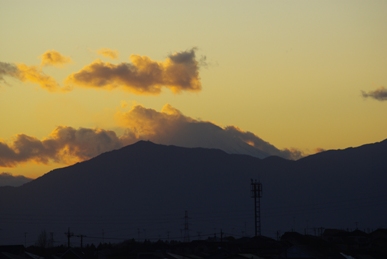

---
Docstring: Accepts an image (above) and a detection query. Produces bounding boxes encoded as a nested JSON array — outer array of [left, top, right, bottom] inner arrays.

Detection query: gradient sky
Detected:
[[1, 1, 387, 179]]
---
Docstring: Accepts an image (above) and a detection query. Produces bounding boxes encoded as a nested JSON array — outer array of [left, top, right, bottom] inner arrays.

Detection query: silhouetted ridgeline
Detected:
[[0, 140, 386, 246]]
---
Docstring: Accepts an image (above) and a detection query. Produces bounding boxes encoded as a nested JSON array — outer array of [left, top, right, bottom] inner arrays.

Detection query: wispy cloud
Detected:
[[361, 87, 387, 101], [66, 48, 202, 94], [40, 50, 72, 67], [97, 48, 119, 59], [0, 62, 19, 85], [0, 61, 63, 92], [16, 63, 62, 92]]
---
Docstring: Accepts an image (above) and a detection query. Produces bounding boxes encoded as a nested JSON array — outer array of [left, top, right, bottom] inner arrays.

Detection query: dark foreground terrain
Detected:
[[2, 228, 387, 259]]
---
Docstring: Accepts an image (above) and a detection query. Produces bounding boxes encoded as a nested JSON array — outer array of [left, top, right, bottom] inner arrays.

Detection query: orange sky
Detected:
[[1, 1, 387, 179]]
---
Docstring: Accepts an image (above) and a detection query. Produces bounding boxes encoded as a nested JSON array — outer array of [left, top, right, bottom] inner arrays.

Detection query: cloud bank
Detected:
[[0, 127, 123, 167], [0, 104, 303, 168], [361, 87, 387, 101], [118, 104, 303, 160], [66, 48, 202, 94]]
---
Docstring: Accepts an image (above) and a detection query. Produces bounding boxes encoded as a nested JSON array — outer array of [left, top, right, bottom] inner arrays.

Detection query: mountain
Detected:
[[0, 173, 32, 187], [0, 140, 386, 246]]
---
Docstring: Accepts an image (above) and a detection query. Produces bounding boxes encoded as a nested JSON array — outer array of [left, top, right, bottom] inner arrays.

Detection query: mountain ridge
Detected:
[[0, 139, 386, 246]]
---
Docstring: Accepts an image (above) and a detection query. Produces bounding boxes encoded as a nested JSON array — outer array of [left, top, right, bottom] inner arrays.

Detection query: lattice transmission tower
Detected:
[[251, 179, 262, 236]]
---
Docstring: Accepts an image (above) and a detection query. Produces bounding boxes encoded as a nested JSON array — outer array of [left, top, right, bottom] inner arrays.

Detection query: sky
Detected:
[[1, 1, 387, 180]]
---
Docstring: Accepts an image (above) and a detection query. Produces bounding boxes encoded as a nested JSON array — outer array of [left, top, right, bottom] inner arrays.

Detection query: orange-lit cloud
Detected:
[[40, 50, 72, 67], [0, 103, 305, 168], [223, 126, 304, 160], [314, 147, 326, 153], [16, 63, 61, 92], [361, 86, 387, 101], [66, 48, 202, 94], [97, 48, 119, 59], [117, 104, 304, 159], [0, 127, 122, 167], [0, 61, 62, 92]]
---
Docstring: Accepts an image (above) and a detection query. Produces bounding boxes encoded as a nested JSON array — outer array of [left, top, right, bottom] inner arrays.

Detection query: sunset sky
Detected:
[[1, 1, 387, 180]]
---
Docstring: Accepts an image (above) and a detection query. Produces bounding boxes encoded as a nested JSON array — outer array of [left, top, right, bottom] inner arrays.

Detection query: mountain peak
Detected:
[[1, 139, 386, 245]]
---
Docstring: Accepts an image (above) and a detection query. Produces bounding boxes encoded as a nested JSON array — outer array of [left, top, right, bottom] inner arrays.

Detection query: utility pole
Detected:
[[183, 210, 190, 242], [76, 234, 86, 249], [24, 232, 27, 247], [251, 179, 262, 236], [49, 232, 54, 247], [65, 228, 74, 248]]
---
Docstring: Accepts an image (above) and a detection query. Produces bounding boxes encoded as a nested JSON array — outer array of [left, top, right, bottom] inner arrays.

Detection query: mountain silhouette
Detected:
[[0, 173, 32, 187], [0, 140, 386, 246]]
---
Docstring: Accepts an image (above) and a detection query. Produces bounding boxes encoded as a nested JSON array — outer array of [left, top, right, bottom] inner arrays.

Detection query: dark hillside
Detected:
[[0, 140, 386, 246]]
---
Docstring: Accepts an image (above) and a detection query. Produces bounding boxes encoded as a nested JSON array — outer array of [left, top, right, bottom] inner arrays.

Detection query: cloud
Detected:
[[0, 127, 123, 167], [117, 104, 304, 160], [1, 50, 71, 91], [97, 48, 119, 59], [0, 62, 19, 83], [66, 48, 202, 95], [16, 63, 62, 92], [0, 104, 304, 168], [314, 147, 326, 153], [40, 50, 72, 67], [361, 87, 387, 101], [223, 126, 304, 160], [0, 61, 62, 92], [0, 172, 32, 187]]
